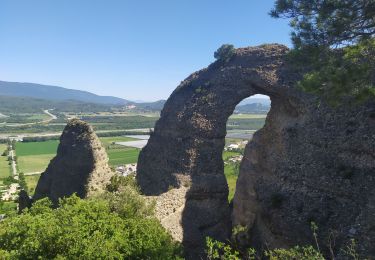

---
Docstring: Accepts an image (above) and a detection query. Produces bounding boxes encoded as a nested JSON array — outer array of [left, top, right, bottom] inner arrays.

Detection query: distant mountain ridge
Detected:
[[234, 102, 270, 113], [238, 97, 271, 106], [0, 81, 130, 105], [0, 95, 113, 114], [0, 80, 269, 113]]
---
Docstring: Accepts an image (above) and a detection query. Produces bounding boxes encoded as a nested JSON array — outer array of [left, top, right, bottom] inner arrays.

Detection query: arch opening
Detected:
[[223, 94, 270, 202]]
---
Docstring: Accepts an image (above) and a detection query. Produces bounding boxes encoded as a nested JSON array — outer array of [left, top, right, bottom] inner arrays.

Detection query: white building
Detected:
[[116, 163, 137, 176]]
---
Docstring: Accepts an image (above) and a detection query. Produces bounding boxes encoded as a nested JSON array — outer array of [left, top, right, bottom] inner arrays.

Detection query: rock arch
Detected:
[[137, 44, 299, 254], [137, 44, 375, 258]]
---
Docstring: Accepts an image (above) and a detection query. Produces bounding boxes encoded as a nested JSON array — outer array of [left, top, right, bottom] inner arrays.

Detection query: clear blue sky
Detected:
[[0, 0, 291, 101]]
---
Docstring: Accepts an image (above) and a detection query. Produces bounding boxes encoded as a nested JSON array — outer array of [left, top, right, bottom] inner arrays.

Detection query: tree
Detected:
[[270, 0, 375, 48], [270, 0, 375, 104], [214, 44, 236, 63], [18, 172, 28, 191], [2, 176, 17, 186]]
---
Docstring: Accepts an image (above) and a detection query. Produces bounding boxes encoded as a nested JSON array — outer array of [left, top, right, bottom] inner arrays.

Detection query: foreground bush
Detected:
[[0, 192, 181, 259], [206, 237, 324, 260]]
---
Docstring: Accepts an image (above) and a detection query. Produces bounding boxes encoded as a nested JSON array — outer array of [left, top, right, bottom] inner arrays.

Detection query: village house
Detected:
[[116, 163, 137, 176]]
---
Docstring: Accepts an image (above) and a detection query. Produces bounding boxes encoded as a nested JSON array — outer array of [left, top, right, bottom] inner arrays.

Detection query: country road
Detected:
[[43, 109, 57, 120], [8, 146, 17, 179], [24, 172, 42, 176], [2, 109, 57, 127], [0, 142, 20, 202]]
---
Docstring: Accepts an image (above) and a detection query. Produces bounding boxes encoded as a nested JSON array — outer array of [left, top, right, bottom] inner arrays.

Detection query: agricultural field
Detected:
[[25, 114, 50, 121], [227, 117, 266, 130], [4, 113, 50, 124], [19, 136, 143, 194], [64, 111, 160, 118], [229, 113, 267, 119], [18, 154, 55, 173], [223, 150, 242, 201], [24, 175, 41, 195], [101, 136, 141, 166], [0, 144, 10, 179], [16, 140, 59, 156], [107, 147, 140, 166], [225, 163, 239, 202], [223, 150, 242, 160], [100, 136, 137, 148], [17, 140, 58, 174], [15, 135, 246, 202], [0, 114, 158, 134], [16, 137, 142, 174]]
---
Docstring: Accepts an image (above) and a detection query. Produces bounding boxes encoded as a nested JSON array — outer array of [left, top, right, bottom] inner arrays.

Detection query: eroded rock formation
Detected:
[[32, 119, 114, 204], [233, 97, 375, 258], [137, 44, 375, 258]]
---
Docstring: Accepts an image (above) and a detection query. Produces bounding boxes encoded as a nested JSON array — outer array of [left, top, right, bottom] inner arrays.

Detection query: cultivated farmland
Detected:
[[16, 137, 142, 174], [107, 147, 140, 166], [17, 140, 58, 173]]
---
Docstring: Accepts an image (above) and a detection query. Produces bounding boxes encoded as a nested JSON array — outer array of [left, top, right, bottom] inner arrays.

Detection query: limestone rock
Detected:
[[33, 119, 114, 204], [137, 43, 375, 258]]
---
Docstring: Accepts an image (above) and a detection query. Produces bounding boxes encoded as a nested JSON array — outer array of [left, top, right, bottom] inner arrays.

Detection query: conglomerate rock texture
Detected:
[[32, 119, 114, 204], [137, 44, 375, 258]]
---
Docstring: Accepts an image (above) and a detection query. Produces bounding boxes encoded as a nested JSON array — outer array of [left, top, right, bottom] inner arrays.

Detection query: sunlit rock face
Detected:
[[32, 119, 114, 204], [234, 95, 375, 259], [137, 43, 375, 259]]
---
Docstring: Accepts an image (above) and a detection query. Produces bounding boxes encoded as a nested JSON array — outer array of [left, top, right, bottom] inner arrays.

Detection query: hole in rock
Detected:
[[223, 94, 270, 202]]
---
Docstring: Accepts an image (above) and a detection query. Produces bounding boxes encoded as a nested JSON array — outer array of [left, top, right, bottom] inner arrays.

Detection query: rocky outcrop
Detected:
[[147, 182, 189, 242], [137, 44, 375, 258], [233, 97, 375, 258], [32, 119, 114, 205]]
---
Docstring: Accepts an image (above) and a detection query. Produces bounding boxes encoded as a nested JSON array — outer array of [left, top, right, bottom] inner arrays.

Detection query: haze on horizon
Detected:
[[0, 0, 291, 101]]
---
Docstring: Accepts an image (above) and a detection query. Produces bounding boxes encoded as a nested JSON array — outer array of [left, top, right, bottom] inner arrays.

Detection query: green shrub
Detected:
[[206, 237, 323, 260], [106, 174, 139, 193], [265, 246, 324, 260], [2, 176, 17, 186], [0, 194, 180, 259], [214, 44, 235, 63], [18, 172, 28, 191]]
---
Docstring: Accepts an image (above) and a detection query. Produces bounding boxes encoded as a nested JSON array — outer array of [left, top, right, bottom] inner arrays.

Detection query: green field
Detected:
[[14, 137, 241, 202], [223, 150, 241, 161], [227, 118, 266, 130], [16, 137, 142, 173], [100, 136, 137, 148], [101, 136, 141, 166], [16, 140, 58, 173], [25, 175, 41, 195], [223, 150, 242, 201], [0, 144, 10, 179], [107, 148, 140, 166], [18, 154, 55, 173], [225, 164, 238, 202], [16, 140, 59, 156], [229, 113, 267, 119], [27, 114, 50, 121]]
